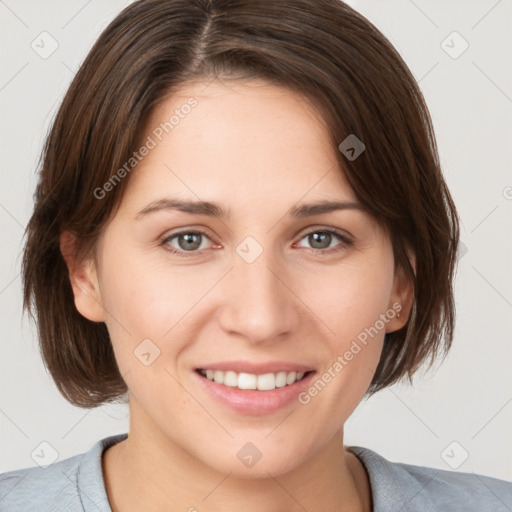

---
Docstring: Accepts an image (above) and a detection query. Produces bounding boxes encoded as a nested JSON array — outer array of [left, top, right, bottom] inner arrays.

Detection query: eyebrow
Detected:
[[135, 197, 365, 220]]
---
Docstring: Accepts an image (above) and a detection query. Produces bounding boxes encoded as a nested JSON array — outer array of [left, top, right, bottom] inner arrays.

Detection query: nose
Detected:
[[217, 249, 300, 345]]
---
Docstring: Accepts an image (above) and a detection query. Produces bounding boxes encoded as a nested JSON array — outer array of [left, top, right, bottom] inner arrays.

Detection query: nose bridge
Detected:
[[219, 243, 297, 343]]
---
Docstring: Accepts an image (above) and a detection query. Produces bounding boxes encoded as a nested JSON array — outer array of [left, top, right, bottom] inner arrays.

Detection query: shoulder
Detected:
[[0, 433, 127, 512], [349, 446, 512, 512], [0, 452, 83, 512]]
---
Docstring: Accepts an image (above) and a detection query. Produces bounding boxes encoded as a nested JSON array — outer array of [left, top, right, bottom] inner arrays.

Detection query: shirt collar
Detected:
[[77, 433, 128, 512]]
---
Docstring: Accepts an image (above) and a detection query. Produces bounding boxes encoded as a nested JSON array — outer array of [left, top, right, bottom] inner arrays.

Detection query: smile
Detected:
[[196, 369, 311, 391], [193, 367, 317, 415]]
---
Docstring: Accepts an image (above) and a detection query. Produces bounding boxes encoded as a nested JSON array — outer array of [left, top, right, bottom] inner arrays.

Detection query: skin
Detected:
[[61, 79, 414, 512]]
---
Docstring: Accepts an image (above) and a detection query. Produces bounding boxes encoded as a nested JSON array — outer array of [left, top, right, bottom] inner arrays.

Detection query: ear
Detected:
[[386, 249, 416, 333], [59, 230, 105, 322]]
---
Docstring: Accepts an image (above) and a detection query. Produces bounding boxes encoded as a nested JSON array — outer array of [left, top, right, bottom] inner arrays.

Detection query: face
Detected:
[[66, 79, 411, 478]]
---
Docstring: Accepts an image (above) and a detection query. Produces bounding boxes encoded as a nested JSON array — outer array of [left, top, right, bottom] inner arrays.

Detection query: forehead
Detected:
[[122, 78, 357, 210]]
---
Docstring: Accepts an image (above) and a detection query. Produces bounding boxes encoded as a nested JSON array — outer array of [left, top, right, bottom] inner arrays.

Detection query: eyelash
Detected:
[[161, 227, 353, 258]]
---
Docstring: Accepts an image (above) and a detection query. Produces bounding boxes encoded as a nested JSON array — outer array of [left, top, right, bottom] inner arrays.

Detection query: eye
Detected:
[[162, 230, 213, 256], [295, 228, 353, 254], [161, 227, 353, 258]]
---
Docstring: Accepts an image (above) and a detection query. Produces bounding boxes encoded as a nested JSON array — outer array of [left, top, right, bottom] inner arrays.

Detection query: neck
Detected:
[[102, 400, 372, 512]]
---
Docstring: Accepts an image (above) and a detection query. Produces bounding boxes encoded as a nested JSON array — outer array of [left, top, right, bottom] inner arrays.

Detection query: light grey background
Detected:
[[1, 0, 511, 481]]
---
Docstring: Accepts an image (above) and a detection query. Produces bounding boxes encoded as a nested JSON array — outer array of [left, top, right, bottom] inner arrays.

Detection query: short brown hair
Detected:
[[22, 0, 459, 408]]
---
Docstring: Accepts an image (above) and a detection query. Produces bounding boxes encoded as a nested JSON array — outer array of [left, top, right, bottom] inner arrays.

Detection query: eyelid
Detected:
[[297, 224, 353, 241]]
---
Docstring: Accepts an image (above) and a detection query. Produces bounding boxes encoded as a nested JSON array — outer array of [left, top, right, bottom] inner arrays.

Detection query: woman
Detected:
[[1, 0, 510, 510]]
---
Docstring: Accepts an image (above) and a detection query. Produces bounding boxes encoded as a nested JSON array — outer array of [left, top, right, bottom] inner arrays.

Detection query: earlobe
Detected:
[[59, 230, 105, 322]]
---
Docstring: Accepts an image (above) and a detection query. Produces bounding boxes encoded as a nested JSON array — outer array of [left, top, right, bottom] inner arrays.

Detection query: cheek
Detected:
[[297, 254, 395, 342], [295, 256, 393, 414], [99, 242, 210, 334], [96, 242, 221, 380]]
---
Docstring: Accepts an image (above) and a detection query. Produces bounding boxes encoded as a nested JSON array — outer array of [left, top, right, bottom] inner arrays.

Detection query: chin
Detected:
[[222, 459, 298, 480], [203, 445, 304, 480]]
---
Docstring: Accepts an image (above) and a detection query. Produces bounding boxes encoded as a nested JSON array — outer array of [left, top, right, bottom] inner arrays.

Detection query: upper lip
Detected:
[[195, 360, 315, 375]]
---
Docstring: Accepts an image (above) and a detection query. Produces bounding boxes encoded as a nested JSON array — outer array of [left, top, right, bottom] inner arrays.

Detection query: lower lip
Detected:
[[192, 370, 316, 416]]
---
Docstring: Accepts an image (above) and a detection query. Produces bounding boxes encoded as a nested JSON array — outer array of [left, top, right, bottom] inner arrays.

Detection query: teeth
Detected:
[[198, 369, 308, 390]]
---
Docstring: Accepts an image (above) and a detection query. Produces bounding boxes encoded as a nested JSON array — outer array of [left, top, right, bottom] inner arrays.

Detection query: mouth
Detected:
[[193, 365, 317, 415], [195, 368, 314, 391]]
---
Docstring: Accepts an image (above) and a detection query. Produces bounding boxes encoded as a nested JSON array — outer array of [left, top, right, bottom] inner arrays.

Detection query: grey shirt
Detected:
[[1, 433, 511, 511]]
